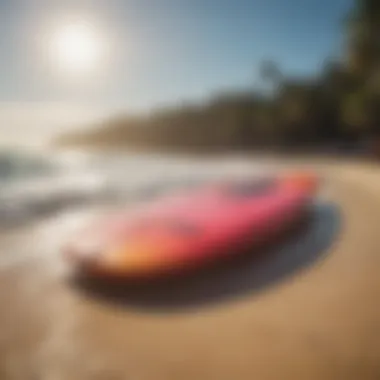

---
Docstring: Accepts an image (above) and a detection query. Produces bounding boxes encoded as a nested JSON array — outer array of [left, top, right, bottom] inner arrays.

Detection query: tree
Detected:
[[259, 60, 282, 99]]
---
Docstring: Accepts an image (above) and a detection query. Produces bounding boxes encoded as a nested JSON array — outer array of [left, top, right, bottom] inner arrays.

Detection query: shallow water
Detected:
[[0, 150, 279, 228]]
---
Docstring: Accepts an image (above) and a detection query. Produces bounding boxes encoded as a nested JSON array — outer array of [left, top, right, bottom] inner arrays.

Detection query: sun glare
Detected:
[[50, 21, 103, 75]]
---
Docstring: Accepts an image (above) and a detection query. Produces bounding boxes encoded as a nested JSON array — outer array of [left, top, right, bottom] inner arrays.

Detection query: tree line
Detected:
[[57, 0, 380, 154]]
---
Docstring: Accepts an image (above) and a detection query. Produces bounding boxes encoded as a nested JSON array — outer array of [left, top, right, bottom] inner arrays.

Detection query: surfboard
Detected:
[[64, 172, 318, 278]]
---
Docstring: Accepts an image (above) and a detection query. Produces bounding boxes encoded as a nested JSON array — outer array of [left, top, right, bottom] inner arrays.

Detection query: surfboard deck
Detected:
[[64, 172, 318, 279]]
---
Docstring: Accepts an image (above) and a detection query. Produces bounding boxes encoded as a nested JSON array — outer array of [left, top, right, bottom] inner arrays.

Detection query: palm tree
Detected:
[[259, 60, 282, 99]]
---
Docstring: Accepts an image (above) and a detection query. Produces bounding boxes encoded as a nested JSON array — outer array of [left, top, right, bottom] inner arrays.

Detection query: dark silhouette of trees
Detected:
[[57, 0, 380, 154]]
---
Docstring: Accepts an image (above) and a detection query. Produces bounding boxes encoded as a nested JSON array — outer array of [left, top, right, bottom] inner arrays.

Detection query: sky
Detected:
[[0, 0, 354, 147]]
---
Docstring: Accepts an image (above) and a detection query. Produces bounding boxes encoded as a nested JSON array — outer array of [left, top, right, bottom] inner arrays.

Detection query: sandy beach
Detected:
[[1, 157, 380, 380]]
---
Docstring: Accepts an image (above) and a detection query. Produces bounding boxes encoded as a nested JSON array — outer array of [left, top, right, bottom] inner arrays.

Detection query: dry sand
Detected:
[[0, 158, 380, 380]]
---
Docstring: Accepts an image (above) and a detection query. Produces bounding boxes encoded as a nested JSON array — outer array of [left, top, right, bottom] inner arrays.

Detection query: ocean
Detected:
[[0, 149, 276, 227]]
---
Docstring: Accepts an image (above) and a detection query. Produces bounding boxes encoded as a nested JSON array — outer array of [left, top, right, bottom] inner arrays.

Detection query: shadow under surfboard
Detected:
[[70, 201, 340, 313]]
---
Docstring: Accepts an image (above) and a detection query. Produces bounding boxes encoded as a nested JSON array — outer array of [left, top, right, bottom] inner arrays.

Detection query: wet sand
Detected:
[[1, 158, 380, 379]]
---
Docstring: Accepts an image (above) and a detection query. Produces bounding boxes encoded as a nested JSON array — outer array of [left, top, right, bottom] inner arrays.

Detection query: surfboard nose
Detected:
[[281, 172, 319, 195]]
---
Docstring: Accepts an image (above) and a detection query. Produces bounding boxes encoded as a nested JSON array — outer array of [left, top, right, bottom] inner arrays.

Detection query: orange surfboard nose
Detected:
[[281, 172, 319, 194]]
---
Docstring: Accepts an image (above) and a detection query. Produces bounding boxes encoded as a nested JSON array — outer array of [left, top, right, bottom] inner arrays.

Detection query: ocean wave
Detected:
[[0, 150, 271, 228]]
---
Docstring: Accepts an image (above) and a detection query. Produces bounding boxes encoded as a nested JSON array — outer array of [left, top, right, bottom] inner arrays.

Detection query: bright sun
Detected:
[[50, 21, 103, 75]]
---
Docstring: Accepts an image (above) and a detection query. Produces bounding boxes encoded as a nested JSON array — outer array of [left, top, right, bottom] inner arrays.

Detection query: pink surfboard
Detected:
[[64, 173, 318, 278]]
